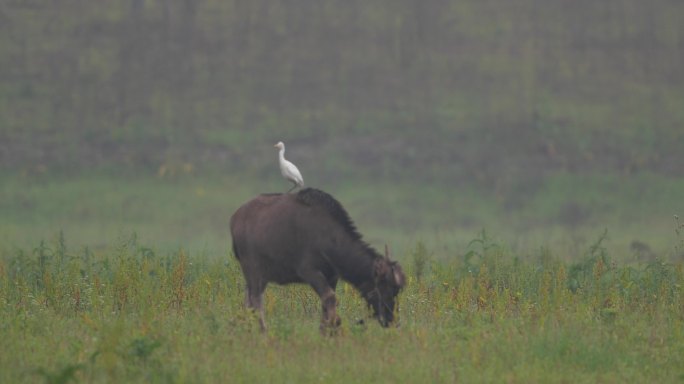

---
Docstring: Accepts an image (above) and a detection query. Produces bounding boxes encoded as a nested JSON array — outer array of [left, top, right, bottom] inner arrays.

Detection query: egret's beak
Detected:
[[273, 144, 278, 148]]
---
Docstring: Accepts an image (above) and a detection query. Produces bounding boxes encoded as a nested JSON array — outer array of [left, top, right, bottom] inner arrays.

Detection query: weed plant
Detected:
[[1, 233, 683, 383]]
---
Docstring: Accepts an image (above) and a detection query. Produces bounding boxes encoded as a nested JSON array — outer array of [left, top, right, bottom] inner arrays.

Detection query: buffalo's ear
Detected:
[[374, 258, 397, 284], [392, 263, 406, 288]]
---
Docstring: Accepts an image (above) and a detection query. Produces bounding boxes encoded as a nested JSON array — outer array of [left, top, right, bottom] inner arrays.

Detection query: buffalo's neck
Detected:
[[327, 241, 377, 294]]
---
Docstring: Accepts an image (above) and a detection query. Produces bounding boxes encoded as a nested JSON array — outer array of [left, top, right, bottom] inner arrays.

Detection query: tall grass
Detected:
[[1, 233, 682, 383]]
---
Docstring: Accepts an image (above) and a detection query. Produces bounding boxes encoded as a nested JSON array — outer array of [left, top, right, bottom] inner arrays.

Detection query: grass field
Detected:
[[0, 229, 682, 383], [1, 173, 684, 383]]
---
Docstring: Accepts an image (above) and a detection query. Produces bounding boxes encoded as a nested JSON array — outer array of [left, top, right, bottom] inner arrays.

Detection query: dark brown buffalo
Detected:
[[230, 188, 405, 331]]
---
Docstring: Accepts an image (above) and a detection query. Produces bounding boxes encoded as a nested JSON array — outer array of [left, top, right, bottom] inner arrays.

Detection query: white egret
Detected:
[[274, 141, 304, 193]]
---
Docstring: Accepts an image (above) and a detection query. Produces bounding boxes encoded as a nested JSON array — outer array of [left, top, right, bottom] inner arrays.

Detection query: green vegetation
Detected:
[[1, 233, 682, 383]]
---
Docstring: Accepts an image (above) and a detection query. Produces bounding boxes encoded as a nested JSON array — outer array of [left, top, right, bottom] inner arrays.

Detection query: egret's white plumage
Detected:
[[274, 141, 304, 193]]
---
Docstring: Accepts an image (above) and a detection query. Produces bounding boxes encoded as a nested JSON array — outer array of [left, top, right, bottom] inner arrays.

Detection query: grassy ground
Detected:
[[0, 232, 682, 383]]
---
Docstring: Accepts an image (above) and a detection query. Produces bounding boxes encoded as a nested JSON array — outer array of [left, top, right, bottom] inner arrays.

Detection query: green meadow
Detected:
[[1, 219, 683, 383]]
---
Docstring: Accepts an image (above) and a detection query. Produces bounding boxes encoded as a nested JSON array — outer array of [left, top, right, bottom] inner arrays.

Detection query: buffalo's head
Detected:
[[366, 250, 406, 327]]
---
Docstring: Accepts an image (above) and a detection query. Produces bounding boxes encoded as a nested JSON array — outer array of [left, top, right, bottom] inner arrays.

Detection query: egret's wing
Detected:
[[284, 160, 304, 186]]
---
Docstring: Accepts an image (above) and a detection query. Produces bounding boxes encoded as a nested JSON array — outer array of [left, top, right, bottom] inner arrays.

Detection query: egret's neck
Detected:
[[278, 147, 285, 161]]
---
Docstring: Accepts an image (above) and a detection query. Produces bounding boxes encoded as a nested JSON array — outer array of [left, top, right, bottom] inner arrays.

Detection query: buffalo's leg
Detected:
[[327, 275, 339, 292], [297, 268, 341, 332], [320, 289, 341, 330], [245, 281, 267, 332]]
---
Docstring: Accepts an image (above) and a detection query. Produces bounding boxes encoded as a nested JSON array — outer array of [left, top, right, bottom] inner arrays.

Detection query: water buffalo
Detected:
[[230, 188, 406, 332]]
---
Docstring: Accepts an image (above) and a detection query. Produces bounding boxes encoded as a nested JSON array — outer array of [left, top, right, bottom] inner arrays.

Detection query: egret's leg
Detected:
[[286, 182, 297, 193]]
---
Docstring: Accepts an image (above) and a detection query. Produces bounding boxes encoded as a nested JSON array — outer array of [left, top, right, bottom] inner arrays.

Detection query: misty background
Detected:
[[1, 0, 683, 258]]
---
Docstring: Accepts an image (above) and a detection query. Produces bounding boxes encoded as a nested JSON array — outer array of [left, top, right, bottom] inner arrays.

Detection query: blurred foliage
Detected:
[[1, 1, 683, 263], [1, 0, 683, 186]]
